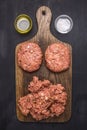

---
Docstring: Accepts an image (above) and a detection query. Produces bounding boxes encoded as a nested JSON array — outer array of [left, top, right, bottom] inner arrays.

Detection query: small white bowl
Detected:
[[54, 15, 73, 34]]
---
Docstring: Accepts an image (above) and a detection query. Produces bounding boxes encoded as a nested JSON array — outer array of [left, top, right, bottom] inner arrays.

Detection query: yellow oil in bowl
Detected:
[[14, 14, 32, 34]]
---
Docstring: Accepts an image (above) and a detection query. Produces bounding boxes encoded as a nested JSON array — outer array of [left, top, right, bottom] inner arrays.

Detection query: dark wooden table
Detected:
[[0, 0, 87, 130]]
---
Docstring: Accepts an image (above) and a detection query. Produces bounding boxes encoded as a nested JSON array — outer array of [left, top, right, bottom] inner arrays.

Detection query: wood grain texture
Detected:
[[15, 6, 72, 122]]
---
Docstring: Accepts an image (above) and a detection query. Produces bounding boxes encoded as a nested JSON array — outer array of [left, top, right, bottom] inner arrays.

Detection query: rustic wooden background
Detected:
[[0, 0, 87, 129]]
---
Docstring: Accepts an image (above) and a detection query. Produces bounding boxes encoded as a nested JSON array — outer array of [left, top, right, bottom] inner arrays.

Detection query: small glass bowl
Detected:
[[54, 15, 73, 34], [14, 14, 32, 34]]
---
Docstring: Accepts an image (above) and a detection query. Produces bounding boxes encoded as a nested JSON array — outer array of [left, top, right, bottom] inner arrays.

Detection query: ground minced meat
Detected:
[[18, 76, 67, 120], [45, 43, 70, 72], [17, 42, 43, 72]]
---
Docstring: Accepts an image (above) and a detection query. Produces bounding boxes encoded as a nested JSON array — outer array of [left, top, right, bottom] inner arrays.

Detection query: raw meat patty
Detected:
[[18, 76, 67, 120], [17, 42, 43, 72], [45, 43, 70, 72]]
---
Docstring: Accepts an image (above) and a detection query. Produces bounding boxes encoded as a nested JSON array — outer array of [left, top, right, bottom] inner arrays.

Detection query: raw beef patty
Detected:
[[17, 42, 43, 72], [45, 43, 70, 72]]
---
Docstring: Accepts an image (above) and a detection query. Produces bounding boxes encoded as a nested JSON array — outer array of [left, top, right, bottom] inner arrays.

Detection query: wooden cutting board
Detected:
[[15, 6, 72, 122]]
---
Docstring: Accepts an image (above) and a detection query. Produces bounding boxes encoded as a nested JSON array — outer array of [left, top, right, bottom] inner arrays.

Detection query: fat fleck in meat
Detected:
[[18, 76, 67, 120]]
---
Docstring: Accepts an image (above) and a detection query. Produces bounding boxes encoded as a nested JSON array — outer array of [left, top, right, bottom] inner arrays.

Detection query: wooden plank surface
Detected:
[[15, 6, 72, 122]]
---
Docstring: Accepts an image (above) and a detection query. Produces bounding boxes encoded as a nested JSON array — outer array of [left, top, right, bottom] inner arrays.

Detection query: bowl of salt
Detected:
[[54, 15, 73, 34]]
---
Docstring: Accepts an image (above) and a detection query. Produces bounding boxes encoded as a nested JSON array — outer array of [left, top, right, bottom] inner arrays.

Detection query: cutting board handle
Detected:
[[36, 6, 52, 35]]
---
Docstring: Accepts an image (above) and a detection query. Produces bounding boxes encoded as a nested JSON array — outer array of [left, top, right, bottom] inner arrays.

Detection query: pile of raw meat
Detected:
[[18, 76, 67, 120]]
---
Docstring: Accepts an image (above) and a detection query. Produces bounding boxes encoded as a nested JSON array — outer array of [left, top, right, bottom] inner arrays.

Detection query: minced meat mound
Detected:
[[18, 76, 67, 120]]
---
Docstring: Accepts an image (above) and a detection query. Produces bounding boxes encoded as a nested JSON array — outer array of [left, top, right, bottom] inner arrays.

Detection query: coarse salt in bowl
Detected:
[[54, 15, 73, 34]]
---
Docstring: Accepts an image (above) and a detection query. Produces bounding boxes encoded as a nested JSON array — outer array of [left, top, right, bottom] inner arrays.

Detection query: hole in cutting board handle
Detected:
[[42, 10, 46, 15], [36, 6, 52, 33]]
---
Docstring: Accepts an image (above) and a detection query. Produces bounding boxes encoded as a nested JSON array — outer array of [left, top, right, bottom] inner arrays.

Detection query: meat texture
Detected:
[[45, 43, 70, 72], [18, 76, 67, 120], [17, 42, 43, 72]]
